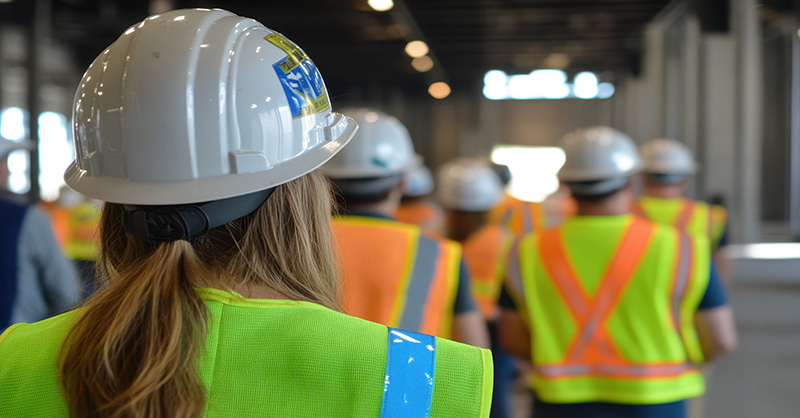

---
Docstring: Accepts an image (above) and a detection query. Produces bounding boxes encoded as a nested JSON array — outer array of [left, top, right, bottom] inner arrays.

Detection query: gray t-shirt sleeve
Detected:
[[14, 206, 80, 322]]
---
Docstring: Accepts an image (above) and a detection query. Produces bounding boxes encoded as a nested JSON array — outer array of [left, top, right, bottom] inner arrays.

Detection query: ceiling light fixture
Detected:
[[405, 40, 429, 58], [368, 0, 394, 12], [428, 82, 451, 99], [411, 56, 434, 72]]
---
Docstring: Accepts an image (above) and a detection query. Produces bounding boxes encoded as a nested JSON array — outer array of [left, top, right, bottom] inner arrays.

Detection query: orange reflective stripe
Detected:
[[538, 230, 590, 321], [631, 202, 648, 220], [538, 219, 658, 377], [673, 200, 696, 230]]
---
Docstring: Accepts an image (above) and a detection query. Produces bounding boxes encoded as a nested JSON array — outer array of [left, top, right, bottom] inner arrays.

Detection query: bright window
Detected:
[[483, 70, 615, 100], [491, 145, 566, 202]]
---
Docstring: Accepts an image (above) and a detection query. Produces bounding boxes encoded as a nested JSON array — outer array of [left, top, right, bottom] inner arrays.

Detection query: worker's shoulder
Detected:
[[642, 219, 711, 253], [0, 309, 83, 369]]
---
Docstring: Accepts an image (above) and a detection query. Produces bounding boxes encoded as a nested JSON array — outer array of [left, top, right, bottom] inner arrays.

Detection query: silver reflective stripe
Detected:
[[522, 202, 533, 234], [672, 233, 692, 337], [507, 239, 525, 300], [537, 362, 695, 378], [398, 235, 440, 331]]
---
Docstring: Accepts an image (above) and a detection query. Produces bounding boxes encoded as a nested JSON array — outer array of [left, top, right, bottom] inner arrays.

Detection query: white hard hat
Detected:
[[558, 126, 641, 182], [404, 165, 434, 197], [320, 108, 421, 179], [640, 138, 697, 175], [437, 158, 503, 212], [558, 126, 641, 195], [64, 9, 357, 205]]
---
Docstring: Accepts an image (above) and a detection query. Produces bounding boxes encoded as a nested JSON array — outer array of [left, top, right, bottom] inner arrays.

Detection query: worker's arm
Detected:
[[497, 307, 530, 360], [452, 311, 490, 349], [695, 306, 736, 362], [450, 259, 490, 348], [713, 223, 733, 285], [495, 286, 530, 360], [713, 248, 733, 286], [694, 261, 737, 362]]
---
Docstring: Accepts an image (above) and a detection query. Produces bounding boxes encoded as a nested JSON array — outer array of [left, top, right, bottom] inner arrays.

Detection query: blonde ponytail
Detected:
[[61, 171, 339, 418]]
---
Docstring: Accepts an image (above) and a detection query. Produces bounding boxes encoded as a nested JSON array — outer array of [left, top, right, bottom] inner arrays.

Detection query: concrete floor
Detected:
[[705, 279, 800, 418]]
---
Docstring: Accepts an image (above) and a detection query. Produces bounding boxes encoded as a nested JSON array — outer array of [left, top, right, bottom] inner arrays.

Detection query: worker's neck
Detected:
[[644, 184, 685, 199], [575, 191, 633, 216], [347, 199, 399, 218]]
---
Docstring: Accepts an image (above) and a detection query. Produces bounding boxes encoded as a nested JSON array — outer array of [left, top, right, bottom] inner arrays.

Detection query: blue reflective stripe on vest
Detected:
[[381, 328, 436, 418]]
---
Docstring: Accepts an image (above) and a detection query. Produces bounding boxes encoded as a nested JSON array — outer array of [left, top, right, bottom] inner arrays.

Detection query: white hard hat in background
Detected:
[[558, 126, 641, 195], [404, 165, 434, 197], [437, 158, 503, 212], [640, 138, 697, 176], [64, 9, 357, 205], [320, 108, 421, 179], [558, 126, 641, 181]]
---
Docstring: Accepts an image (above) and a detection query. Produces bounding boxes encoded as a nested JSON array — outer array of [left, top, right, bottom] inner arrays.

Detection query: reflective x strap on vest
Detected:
[[673, 200, 696, 230], [381, 328, 436, 418], [631, 202, 648, 219], [535, 219, 690, 378], [505, 237, 527, 314]]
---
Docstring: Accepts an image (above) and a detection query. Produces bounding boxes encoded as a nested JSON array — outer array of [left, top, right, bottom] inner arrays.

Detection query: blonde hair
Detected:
[[60, 171, 339, 418]]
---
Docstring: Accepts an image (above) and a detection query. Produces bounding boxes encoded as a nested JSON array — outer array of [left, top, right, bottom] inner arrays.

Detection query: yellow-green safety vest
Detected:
[[505, 215, 709, 405], [0, 287, 493, 418], [633, 196, 727, 250]]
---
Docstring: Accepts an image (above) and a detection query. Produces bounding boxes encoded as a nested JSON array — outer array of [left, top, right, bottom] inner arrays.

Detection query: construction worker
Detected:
[[0, 10, 493, 418], [323, 108, 489, 348], [0, 139, 80, 331], [498, 127, 736, 418], [438, 158, 515, 418], [635, 139, 731, 283], [395, 165, 445, 233], [42, 187, 101, 294]]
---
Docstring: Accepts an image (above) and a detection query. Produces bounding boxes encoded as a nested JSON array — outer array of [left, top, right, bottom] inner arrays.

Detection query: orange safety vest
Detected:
[[632, 197, 728, 250], [506, 216, 708, 404], [333, 215, 461, 338], [462, 225, 514, 320], [488, 194, 547, 235], [395, 200, 445, 233]]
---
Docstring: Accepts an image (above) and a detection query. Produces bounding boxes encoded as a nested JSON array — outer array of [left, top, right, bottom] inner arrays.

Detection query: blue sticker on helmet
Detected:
[[265, 33, 330, 119]]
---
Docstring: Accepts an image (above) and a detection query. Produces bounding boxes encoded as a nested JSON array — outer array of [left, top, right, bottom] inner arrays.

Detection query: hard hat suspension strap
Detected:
[[122, 188, 274, 243]]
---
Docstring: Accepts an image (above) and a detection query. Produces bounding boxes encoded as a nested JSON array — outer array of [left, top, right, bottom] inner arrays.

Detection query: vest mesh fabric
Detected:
[[0, 287, 492, 418]]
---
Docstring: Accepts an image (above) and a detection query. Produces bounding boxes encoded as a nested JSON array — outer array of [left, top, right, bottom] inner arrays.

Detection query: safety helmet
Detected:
[[558, 126, 641, 195], [320, 108, 421, 179], [64, 9, 356, 206], [404, 165, 434, 197], [640, 138, 697, 176], [437, 158, 503, 212]]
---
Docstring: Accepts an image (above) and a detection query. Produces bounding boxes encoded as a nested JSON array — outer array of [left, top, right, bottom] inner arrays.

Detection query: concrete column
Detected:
[[733, 0, 764, 242]]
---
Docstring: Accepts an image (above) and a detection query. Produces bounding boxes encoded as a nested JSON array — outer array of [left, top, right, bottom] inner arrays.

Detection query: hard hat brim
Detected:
[[64, 114, 358, 205]]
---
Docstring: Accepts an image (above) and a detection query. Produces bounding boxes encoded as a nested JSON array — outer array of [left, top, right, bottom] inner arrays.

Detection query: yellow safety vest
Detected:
[[506, 215, 709, 404], [0, 287, 494, 418], [633, 196, 727, 250]]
